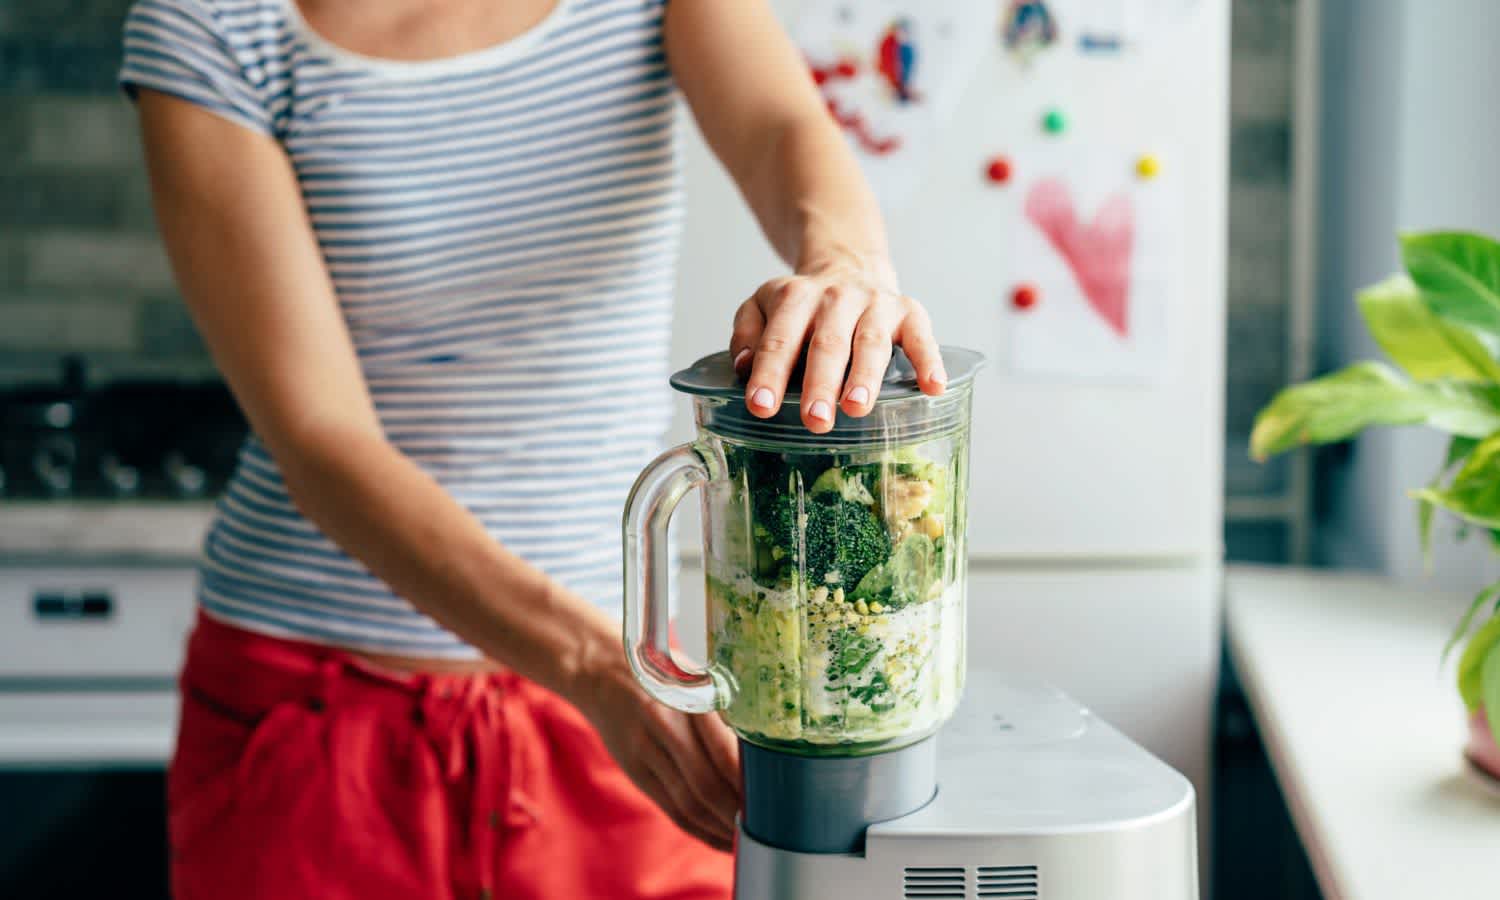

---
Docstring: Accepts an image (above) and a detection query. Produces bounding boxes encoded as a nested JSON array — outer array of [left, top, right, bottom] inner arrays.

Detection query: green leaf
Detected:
[[1446, 435, 1483, 468], [1419, 436, 1483, 563], [1401, 232, 1500, 338], [1249, 362, 1500, 461], [1443, 581, 1500, 664], [849, 534, 935, 610], [1358, 274, 1500, 380], [1457, 613, 1500, 709], [1415, 431, 1500, 529], [1484, 646, 1500, 747]]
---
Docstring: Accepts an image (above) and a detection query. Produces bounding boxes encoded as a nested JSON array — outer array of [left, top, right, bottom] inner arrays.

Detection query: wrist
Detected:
[[795, 239, 898, 292], [557, 610, 634, 717]]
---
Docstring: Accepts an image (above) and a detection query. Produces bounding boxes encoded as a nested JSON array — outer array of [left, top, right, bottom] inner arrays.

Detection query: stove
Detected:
[[0, 357, 248, 502], [0, 358, 247, 768]]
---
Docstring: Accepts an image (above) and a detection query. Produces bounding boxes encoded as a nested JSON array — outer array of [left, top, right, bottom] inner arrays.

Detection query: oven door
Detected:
[[0, 563, 196, 900]]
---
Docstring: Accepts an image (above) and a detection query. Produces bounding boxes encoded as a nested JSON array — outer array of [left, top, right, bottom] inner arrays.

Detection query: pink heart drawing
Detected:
[[1024, 177, 1135, 338]]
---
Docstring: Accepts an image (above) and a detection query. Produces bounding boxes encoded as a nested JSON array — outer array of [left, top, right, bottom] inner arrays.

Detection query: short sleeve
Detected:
[[119, 0, 273, 135]]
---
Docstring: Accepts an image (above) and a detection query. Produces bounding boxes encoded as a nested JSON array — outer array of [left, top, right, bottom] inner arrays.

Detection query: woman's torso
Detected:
[[122, 0, 682, 659]]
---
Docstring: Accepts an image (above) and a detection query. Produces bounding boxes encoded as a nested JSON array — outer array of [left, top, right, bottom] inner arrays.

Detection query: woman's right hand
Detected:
[[572, 652, 742, 851]]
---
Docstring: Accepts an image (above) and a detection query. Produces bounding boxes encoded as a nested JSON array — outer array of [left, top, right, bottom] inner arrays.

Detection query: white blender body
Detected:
[[733, 672, 1198, 900]]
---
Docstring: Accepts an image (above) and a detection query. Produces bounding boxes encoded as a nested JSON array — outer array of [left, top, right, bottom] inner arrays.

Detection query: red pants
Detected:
[[168, 612, 733, 900]]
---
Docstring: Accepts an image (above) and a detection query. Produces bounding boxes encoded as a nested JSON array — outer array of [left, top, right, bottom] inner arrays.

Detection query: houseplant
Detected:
[[1251, 230, 1500, 781]]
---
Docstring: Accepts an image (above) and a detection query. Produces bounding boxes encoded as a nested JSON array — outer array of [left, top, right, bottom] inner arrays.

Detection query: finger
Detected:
[[691, 711, 743, 801], [647, 747, 735, 850], [799, 286, 865, 433], [896, 298, 946, 395], [745, 280, 820, 418], [635, 764, 733, 852], [841, 304, 899, 418], [729, 299, 765, 377], [656, 713, 740, 833]]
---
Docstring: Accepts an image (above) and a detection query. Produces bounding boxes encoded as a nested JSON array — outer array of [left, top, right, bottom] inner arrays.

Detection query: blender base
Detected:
[[732, 673, 1198, 900]]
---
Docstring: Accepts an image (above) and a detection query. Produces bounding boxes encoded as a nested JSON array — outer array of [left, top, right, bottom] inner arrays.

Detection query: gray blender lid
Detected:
[[670, 345, 984, 401], [669, 345, 985, 447]]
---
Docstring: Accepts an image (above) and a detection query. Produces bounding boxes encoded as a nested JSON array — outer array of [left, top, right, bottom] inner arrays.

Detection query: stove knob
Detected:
[[164, 452, 207, 497], [100, 454, 141, 497], [33, 438, 76, 497]]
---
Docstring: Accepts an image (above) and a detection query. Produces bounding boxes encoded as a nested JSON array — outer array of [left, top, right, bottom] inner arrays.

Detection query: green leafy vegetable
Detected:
[[850, 534, 936, 610], [849, 671, 896, 712], [1249, 362, 1500, 461], [825, 628, 881, 682], [1401, 232, 1500, 338], [1357, 274, 1500, 381]]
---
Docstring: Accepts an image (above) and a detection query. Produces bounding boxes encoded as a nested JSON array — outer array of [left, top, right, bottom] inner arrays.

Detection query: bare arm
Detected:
[[136, 91, 738, 849], [664, 0, 946, 434]]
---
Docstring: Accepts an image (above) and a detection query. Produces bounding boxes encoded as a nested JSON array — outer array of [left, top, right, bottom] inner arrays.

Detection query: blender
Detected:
[[624, 347, 1199, 899]]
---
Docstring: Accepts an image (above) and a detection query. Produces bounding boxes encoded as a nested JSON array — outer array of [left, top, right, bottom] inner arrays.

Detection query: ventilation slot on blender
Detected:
[[976, 864, 1039, 898], [902, 866, 966, 899]]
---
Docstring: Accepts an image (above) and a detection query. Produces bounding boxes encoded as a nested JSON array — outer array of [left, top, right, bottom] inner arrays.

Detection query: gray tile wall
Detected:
[[0, 0, 213, 385], [1224, 0, 1297, 501]]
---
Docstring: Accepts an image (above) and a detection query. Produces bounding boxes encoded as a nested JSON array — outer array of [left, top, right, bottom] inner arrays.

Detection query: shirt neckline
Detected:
[[280, 0, 575, 78]]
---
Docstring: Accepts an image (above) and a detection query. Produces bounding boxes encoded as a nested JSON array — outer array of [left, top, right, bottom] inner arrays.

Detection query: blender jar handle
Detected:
[[623, 442, 729, 714]]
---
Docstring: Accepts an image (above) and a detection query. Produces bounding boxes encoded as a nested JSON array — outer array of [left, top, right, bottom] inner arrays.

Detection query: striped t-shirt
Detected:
[[120, 0, 682, 657]]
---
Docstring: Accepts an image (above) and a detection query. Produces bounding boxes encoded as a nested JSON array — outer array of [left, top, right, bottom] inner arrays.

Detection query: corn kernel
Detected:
[[869, 601, 885, 614], [833, 587, 846, 604], [854, 599, 870, 615]]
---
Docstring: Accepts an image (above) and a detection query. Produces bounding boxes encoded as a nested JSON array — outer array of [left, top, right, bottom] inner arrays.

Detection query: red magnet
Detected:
[[985, 156, 1013, 184], [1011, 284, 1039, 310], [835, 58, 859, 79]]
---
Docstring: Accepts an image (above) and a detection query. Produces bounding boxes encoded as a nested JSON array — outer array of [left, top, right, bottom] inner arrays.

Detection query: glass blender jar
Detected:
[[623, 346, 983, 851]]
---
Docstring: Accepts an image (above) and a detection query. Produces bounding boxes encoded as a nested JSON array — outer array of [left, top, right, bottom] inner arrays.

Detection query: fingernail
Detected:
[[846, 385, 870, 406], [750, 387, 775, 410], [930, 369, 948, 386], [732, 348, 751, 371], [808, 399, 832, 421]]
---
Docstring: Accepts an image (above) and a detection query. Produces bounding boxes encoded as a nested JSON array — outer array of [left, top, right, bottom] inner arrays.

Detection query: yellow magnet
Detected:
[[1135, 154, 1161, 180]]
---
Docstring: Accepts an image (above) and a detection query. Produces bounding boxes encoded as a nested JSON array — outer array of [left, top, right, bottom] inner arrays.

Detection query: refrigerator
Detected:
[[668, 0, 1228, 856]]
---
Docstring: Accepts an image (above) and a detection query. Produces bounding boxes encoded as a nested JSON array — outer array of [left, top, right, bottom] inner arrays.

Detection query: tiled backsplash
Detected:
[[0, 0, 214, 385]]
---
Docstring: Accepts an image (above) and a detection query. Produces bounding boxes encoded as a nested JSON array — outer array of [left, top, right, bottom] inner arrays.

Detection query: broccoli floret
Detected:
[[748, 488, 891, 587], [724, 447, 889, 587]]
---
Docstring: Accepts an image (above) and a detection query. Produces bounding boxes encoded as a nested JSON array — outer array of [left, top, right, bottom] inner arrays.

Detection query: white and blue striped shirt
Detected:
[[121, 0, 682, 657]]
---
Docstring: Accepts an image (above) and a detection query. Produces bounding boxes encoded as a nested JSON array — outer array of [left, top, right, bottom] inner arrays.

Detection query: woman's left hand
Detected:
[[730, 251, 947, 434]]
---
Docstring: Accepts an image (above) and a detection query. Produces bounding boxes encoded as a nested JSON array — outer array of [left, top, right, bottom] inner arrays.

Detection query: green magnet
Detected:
[[1042, 108, 1066, 135]]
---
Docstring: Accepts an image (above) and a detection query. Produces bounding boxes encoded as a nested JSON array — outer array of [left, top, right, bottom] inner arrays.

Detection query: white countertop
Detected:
[[0, 502, 213, 562], [1225, 565, 1500, 900]]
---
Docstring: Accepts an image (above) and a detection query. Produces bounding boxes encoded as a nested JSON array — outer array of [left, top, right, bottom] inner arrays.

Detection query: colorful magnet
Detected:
[[1011, 284, 1039, 310], [1001, 0, 1058, 65], [1135, 153, 1160, 180], [834, 58, 859, 79], [1042, 108, 1066, 135], [986, 155, 1013, 184]]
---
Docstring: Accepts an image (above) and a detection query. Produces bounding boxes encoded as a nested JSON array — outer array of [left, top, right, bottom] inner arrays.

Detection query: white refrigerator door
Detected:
[[669, 0, 1228, 560]]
